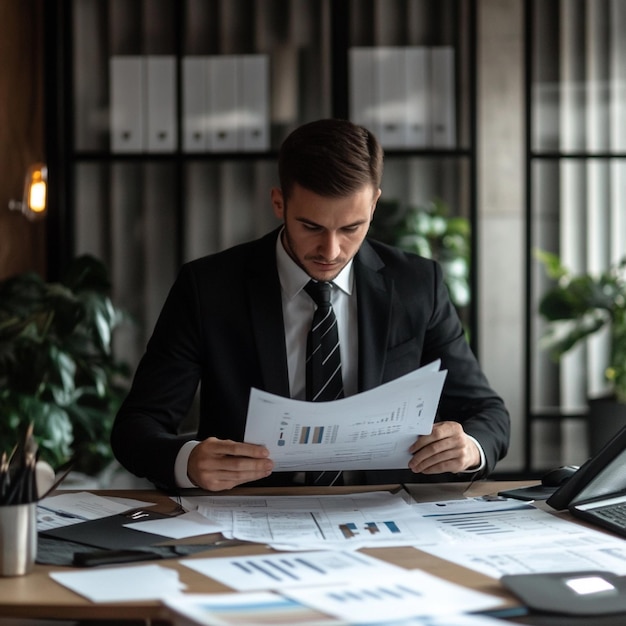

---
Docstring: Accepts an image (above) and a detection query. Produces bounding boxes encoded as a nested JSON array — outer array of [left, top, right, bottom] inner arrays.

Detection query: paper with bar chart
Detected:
[[193, 491, 442, 549], [181, 550, 403, 592], [244, 362, 447, 471]]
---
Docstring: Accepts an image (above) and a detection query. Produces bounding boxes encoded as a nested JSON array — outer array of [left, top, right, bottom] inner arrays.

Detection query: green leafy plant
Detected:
[[0, 255, 130, 475], [370, 197, 471, 309], [536, 250, 626, 403]]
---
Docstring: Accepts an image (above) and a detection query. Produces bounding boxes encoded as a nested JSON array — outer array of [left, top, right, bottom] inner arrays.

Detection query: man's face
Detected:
[[271, 183, 381, 282]]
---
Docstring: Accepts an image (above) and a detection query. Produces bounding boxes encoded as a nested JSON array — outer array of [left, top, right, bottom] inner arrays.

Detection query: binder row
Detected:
[[349, 46, 456, 150], [110, 48, 454, 154], [182, 55, 270, 153], [109, 55, 270, 154]]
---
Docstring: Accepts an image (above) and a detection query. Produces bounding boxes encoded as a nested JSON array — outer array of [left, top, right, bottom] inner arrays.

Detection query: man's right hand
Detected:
[[187, 437, 274, 491]]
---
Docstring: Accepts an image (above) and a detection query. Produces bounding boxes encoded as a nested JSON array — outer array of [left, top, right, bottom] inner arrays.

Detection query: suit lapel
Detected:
[[247, 229, 291, 397], [354, 241, 393, 391]]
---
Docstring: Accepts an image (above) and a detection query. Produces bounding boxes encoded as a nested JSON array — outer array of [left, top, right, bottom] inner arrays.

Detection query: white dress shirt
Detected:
[[275, 230, 358, 399]]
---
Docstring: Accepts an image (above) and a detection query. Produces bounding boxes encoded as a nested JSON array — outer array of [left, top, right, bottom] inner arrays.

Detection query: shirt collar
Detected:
[[275, 228, 354, 300]]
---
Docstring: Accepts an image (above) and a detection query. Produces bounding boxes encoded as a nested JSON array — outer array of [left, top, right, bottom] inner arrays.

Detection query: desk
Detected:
[[0, 481, 550, 622]]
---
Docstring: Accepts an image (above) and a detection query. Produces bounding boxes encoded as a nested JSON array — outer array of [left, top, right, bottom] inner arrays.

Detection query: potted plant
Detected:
[[370, 197, 471, 310], [0, 255, 130, 476], [536, 250, 626, 453]]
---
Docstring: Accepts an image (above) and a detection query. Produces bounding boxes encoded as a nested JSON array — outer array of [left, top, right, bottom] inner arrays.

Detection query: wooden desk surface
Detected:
[[0, 481, 544, 621]]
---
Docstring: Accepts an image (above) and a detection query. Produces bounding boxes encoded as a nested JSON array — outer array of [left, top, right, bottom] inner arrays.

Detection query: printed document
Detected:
[[411, 501, 626, 578], [164, 592, 509, 626], [176, 555, 502, 622], [50, 564, 186, 602], [192, 491, 442, 550], [282, 569, 503, 623], [37, 492, 155, 531], [244, 361, 447, 471], [181, 550, 402, 591]]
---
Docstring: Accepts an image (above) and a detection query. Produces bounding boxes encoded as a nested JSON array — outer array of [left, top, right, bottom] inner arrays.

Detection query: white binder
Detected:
[[349, 47, 378, 135], [405, 47, 430, 148], [182, 56, 209, 152], [374, 47, 406, 149], [430, 47, 456, 148], [208, 56, 239, 152], [146, 56, 177, 152], [110, 56, 144, 152], [238, 55, 270, 151]]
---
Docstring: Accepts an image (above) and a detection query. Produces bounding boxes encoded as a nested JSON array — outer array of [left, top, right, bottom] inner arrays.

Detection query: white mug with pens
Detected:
[[0, 423, 55, 576]]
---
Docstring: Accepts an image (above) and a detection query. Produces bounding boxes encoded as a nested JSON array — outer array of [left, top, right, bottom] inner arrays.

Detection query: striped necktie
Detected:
[[304, 280, 344, 402], [303, 280, 344, 486]]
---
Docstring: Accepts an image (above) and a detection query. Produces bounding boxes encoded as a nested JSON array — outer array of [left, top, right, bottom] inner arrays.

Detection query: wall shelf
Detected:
[[44, 0, 478, 373]]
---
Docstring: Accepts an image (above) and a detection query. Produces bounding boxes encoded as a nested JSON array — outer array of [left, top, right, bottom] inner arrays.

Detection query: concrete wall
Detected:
[[477, 0, 526, 471]]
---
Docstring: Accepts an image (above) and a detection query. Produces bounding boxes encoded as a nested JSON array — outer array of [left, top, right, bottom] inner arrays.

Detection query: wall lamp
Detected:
[[8, 162, 48, 221]]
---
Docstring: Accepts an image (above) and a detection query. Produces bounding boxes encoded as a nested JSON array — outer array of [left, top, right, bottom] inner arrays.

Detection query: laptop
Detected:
[[546, 424, 626, 538]]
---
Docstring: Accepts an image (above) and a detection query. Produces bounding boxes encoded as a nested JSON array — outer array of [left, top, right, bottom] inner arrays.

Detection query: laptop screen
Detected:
[[547, 425, 626, 510], [572, 444, 626, 504]]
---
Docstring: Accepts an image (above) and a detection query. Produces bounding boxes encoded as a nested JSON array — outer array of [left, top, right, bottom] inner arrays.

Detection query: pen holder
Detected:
[[0, 503, 37, 576]]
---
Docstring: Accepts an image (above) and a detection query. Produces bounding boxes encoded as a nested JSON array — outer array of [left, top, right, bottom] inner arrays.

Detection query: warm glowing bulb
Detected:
[[8, 162, 48, 220], [28, 176, 47, 213], [22, 163, 48, 219]]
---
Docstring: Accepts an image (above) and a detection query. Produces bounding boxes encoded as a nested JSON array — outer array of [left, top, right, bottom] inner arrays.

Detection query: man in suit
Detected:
[[111, 118, 510, 492]]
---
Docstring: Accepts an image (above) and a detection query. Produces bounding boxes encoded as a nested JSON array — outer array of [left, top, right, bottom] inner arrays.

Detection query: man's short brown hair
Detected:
[[278, 118, 384, 200]]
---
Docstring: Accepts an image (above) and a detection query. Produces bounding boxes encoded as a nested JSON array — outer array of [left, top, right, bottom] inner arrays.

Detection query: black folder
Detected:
[[40, 510, 171, 550]]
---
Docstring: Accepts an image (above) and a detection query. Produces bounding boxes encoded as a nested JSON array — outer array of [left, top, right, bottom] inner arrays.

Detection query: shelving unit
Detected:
[[525, 0, 626, 470], [44, 0, 477, 372]]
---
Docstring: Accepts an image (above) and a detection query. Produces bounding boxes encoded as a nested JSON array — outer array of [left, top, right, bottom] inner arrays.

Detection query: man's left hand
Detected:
[[408, 421, 480, 474]]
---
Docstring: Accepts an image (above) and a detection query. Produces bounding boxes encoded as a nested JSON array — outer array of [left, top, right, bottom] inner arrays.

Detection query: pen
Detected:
[[0, 451, 10, 502], [56, 511, 85, 520], [1, 423, 39, 505]]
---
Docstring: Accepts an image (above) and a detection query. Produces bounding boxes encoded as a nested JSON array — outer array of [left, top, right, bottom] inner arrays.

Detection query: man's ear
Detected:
[[271, 187, 285, 219], [370, 188, 382, 220]]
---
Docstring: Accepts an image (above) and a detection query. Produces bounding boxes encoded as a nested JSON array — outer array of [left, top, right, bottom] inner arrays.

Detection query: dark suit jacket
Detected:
[[111, 228, 510, 490]]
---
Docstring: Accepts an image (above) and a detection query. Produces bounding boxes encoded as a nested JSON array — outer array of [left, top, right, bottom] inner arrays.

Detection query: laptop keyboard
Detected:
[[592, 502, 626, 527]]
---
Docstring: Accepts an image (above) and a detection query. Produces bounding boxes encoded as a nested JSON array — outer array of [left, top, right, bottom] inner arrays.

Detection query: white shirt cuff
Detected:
[[462, 435, 486, 473], [175, 440, 200, 488]]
